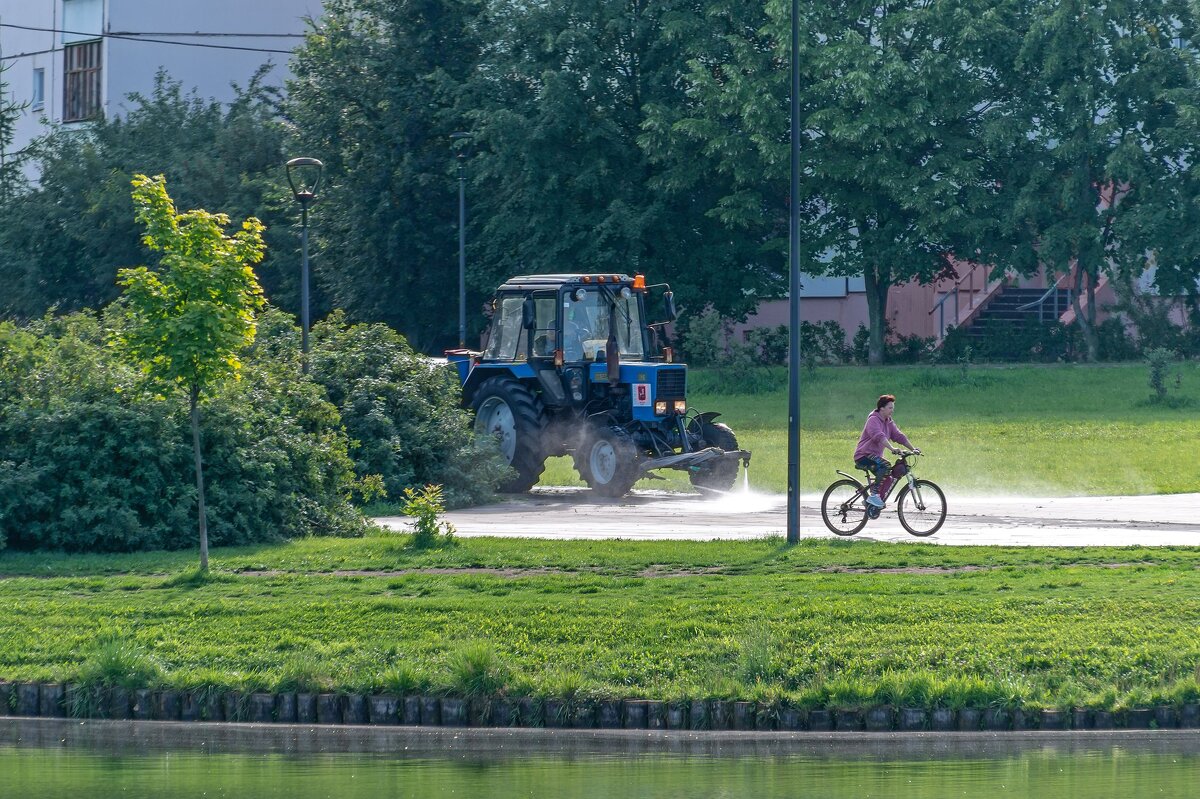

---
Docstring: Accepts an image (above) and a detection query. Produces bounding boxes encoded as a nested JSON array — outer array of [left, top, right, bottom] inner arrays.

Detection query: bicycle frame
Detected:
[[835, 456, 919, 508]]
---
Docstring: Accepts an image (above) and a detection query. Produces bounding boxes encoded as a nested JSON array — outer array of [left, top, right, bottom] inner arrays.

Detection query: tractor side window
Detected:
[[483, 296, 527, 361], [531, 296, 557, 358]]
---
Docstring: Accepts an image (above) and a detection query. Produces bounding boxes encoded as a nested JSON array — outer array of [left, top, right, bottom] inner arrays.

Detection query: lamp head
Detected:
[[286, 157, 324, 202]]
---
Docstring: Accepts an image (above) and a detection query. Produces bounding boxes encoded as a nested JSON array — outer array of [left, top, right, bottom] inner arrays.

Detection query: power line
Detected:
[[110, 31, 307, 38], [0, 22, 298, 55]]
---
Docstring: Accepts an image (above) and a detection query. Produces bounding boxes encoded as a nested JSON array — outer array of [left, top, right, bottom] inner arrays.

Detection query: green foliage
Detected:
[[285, 0, 488, 350], [310, 313, 509, 507], [0, 72, 289, 319], [746, 325, 790, 366], [800, 321, 852, 366], [678, 307, 726, 367], [444, 641, 510, 697], [0, 310, 366, 552], [378, 663, 429, 696], [273, 652, 335, 693], [735, 625, 779, 685], [1144, 347, 1191, 407], [402, 485, 456, 550], [0, 62, 28, 203], [74, 636, 164, 690], [117, 173, 265, 393]]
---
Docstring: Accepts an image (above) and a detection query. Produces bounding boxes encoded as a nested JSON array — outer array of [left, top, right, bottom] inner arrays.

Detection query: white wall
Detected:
[[0, 0, 321, 173], [0, 2, 58, 175]]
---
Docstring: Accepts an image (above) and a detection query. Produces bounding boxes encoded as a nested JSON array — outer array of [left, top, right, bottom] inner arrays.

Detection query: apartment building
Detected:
[[0, 0, 322, 168]]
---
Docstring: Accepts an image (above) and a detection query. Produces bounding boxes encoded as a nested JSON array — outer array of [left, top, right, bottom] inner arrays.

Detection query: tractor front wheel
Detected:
[[575, 426, 641, 498], [687, 420, 740, 492], [472, 377, 547, 493]]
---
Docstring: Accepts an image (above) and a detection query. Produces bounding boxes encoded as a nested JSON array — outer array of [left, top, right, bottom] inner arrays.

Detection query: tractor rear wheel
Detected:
[[472, 377, 547, 493], [575, 426, 640, 498], [687, 421, 740, 492]]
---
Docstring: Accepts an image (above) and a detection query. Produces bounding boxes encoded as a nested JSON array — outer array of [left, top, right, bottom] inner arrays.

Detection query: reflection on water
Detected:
[[4, 739, 1200, 799]]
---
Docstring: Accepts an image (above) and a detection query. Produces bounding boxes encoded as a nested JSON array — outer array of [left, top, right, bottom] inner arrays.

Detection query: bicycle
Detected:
[[820, 451, 947, 537]]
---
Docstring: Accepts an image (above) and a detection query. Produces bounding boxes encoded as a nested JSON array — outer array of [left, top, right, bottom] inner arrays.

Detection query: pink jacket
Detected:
[[853, 410, 912, 461]]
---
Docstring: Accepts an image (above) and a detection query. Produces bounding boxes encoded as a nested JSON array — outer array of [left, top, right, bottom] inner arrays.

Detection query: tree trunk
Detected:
[[1070, 265, 1100, 362], [863, 265, 890, 366], [189, 385, 209, 572]]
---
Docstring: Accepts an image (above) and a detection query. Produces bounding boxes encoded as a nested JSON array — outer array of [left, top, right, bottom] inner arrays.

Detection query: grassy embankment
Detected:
[[542, 361, 1200, 496], [2, 362, 1199, 712], [3, 535, 1200, 711]]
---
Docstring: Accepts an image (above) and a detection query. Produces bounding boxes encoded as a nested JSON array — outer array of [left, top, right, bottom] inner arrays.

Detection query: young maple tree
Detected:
[[116, 174, 265, 570]]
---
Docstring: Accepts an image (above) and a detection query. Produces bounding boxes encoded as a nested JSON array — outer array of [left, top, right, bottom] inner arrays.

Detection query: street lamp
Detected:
[[450, 132, 473, 348], [286, 157, 324, 372]]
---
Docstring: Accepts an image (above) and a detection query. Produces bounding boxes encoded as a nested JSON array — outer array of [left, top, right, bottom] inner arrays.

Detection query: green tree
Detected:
[[0, 62, 28, 203], [1001, 0, 1200, 360], [115, 174, 266, 570], [667, 0, 1021, 364], [0, 72, 287, 320], [286, 0, 486, 350], [472, 0, 782, 322]]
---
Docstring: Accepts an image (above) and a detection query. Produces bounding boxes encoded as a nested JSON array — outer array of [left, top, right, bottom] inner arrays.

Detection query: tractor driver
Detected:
[[563, 306, 593, 361]]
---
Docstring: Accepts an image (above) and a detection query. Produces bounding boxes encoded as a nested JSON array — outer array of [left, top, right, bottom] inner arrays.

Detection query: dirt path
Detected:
[[375, 487, 1200, 546]]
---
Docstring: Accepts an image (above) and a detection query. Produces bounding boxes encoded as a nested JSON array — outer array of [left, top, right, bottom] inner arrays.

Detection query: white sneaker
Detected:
[[865, 493, 884, 509]]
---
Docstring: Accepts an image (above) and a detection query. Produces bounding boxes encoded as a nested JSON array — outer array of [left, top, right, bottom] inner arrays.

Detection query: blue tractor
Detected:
[[446, 273, 750, 496]]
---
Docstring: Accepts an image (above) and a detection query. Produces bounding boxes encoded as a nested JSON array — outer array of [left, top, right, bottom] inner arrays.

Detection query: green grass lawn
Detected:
[[4, 535, 1200, 712], [4, 363, 1199, 715], [543, 362, 1200, 496]]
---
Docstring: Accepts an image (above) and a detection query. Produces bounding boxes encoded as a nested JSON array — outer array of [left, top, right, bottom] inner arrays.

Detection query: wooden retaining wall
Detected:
[[2, 681, 1198, 732]]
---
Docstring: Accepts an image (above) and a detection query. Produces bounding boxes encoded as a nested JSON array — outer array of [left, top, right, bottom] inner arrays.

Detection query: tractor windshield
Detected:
[[563, 288, 645, 362]]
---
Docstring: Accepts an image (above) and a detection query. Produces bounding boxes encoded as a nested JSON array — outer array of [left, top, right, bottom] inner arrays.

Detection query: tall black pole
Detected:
[[300, 200, 311, 374], [457, 152, 467, 348], [786, 0, 802, 544]]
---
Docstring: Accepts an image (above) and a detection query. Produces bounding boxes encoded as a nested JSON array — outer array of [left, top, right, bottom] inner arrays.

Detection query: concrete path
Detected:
[[376, 487, 1200, 546]]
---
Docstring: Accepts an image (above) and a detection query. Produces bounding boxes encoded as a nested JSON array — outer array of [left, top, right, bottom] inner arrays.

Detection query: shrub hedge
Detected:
[[0, 308, 505, 553]]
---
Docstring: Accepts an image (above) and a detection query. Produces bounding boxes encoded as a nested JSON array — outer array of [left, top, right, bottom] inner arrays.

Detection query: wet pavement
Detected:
[[376, 487, 1200, 546]]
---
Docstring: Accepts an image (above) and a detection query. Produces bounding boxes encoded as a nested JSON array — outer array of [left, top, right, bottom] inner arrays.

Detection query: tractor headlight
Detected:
[[674, 400, 687, 415], [654, 400, 668, 416], [565, 368, 585, 401]]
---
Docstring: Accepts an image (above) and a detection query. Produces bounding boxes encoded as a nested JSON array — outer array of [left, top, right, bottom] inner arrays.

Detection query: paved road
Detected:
[[376, 487, 1200, 546]]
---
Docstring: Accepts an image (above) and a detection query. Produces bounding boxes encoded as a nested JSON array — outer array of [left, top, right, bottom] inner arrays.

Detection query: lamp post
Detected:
[[286, 157, 324, 372], [786, 0, 801, 544], [450, 132, 473, 348]]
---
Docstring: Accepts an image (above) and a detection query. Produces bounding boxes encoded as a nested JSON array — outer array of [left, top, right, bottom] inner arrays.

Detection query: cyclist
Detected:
[[854, 394, 919, 508]]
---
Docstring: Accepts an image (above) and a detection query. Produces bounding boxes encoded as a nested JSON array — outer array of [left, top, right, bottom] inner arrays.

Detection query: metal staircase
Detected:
[[961, 286, 1074, 343]]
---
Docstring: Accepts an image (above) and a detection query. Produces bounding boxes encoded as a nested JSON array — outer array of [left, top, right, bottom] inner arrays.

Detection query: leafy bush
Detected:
[[1143, 347, 1191, 407], [800, 321, 851, 365], [746, 324, 789, 365], [0, 309, 365, 552], [678, 306, 726, 366], [309, 312, 510, 508], [402, 484, 456, 549]]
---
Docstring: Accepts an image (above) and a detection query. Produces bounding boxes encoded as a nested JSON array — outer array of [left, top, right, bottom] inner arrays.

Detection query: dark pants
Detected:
[[855, 456, 892, 495]]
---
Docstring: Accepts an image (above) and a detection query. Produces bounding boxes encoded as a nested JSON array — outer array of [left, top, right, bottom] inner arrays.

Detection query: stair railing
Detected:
[[1014, 272, 1074, 323], [928, 263, 1002, 339]]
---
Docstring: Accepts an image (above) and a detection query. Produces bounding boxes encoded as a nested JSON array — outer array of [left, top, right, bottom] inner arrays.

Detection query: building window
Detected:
[[63, 41, 102, 122], [32, 69, 45, 110]]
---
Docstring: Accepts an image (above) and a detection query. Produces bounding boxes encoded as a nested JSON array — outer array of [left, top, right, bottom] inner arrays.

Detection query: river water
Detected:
[[3, 721, 1200, 798]]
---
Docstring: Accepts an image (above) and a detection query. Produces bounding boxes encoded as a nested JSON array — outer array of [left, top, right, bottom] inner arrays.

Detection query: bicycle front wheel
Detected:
[[821, 479, 869, 536], [896, 479, 947, 537]]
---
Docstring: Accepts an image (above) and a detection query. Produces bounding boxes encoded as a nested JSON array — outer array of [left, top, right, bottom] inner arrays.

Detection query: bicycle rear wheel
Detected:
[[896, 479, 947, 537], [821, 479, 869, 536]]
